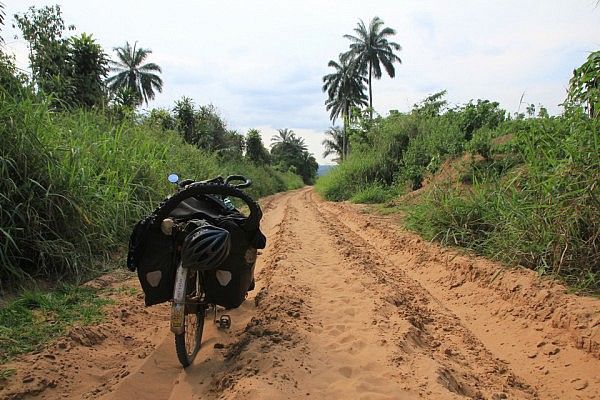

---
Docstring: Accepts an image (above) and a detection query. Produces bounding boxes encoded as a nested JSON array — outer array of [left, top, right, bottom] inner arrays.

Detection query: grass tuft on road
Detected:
[[0, 285, 111, 363]]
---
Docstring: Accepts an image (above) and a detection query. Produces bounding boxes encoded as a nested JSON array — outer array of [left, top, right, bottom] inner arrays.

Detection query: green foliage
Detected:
[[0, 284, 111, 363], [341, 16, 402, 116], [317, 92, 500, 199], [0, 368, 16, 381], [317, 83, 598, 291], [68, 33, 109, 108], [14, 6, 109, 108], [219, 130, 245, 160], [106, 41, 162, 107], [147, 107, 176, 131], [195, 104, 230, 151], [406, 114, 599, 291], [466, 127, 493, 161], [245, 129, 270, 165], [412, 90, 448, 117], [322, 126, 344, 162], [173, 96, 196, 142], [270, 129, 318, 184], [0, 52, 28, 95], [567, 50, 599, 118], [457, 99, 506, 140], [322, 57, 368, 132], [0, 88, 301, 284], [171, 98, 240, 153], [350, 183, 398, 204], [14, 5, 72, 102], [316, 153, 391, 201]]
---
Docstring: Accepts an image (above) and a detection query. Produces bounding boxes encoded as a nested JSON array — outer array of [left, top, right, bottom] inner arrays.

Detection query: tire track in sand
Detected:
[[4, 188, 598, 400], [315, 191, 600, 400], [182, 188, 535, 399]]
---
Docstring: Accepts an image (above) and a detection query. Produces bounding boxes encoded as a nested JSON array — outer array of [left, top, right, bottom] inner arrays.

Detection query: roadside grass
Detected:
[[318, 99, 598, 293], [0, 284, 112, 364], [0, 91, 302, 286], [369, 200, 410, 216], [404, 115, 600, 293], [0, 367, 16, 381], [350, 183, 398, 204], [316, 155, 385, 201]]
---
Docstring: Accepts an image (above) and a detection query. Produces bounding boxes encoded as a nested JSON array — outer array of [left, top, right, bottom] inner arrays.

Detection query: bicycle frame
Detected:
[[170, 262, 187, 335]]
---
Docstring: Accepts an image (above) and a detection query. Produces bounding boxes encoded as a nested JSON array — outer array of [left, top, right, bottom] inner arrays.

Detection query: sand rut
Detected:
[[2, 188, 599, 400]]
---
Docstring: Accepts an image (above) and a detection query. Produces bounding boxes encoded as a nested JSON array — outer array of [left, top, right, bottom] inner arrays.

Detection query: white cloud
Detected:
[[3, 0, 599, 164]]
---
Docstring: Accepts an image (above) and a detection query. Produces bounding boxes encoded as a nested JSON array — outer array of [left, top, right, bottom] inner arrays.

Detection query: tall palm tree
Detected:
[[271, 128, 307, 152], [0, 3, 5, 27], [322, 57, 367, 160], [292, 136, 308, 152], [322, 126, 344, 163], [0, 2, 6, 44], [342, 16, 402, 118], [271, 128, 295, 146], [106, 41, 163, 107]]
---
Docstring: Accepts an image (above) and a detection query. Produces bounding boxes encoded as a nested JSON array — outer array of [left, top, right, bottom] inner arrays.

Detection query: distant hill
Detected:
[[318, 164, 335, 176]]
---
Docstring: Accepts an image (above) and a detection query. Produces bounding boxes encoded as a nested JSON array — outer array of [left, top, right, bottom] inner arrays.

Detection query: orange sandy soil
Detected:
[[1, 187, 598, 400]]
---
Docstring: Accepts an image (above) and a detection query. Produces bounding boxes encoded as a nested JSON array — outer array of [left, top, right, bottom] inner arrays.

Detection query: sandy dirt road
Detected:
[[2, 187, 599, 400]]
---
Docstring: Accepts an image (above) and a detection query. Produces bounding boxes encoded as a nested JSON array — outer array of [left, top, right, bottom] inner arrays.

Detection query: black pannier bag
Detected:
[[128, 218, 175, 306], [127, 192, 266, 308], [203, 219, 265, 309]]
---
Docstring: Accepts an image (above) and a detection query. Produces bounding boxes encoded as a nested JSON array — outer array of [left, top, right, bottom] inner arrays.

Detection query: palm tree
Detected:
[[0, 2, 5, 30], [271, 128, 307, 152], [271, 128, 295, 146], [291, 135, 308, 152], [322, 126, 344, 163], [106, 41, 163, 107], [342, 17, 402, 118], [322, 57, 367, 160]]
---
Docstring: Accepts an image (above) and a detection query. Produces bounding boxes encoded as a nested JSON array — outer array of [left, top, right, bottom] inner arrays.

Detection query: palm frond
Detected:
[[106, 41, 163, 106]]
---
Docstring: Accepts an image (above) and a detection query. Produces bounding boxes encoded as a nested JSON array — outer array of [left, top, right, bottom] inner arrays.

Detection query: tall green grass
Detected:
[[406, 115, 599, 291], [0, 90, 302, 286], [316, 93, 598, 291]]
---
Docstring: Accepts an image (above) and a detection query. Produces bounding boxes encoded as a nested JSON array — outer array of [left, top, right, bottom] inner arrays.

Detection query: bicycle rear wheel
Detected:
[[174, 270, 205, 367]]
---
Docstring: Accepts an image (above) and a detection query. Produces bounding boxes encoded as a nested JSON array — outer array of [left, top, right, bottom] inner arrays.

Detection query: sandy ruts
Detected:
[[1, 187, 598, 400]]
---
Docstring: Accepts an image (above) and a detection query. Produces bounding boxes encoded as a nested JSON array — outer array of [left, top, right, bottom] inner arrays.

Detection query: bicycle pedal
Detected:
[[218, 315, 231, 329]]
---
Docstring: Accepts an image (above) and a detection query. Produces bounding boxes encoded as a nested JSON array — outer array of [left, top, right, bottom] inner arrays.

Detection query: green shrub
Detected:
[[319, 87, 598, 291], [407, 114, 600, 291], [466, 127, 493, 160], [350, 183, 397, 204]]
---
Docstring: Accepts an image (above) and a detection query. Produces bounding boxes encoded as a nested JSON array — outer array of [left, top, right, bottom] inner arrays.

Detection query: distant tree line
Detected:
[[147, 102, 318, 184]]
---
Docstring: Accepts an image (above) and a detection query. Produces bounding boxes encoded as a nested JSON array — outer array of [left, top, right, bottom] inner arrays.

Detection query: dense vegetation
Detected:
[[0, 5, 311, 287], [316, 52, 599, 292]]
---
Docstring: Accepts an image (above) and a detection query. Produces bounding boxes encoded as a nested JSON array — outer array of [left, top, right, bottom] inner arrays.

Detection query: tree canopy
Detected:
[[341, 17, 402, 117], [106, 41, 163, 107]]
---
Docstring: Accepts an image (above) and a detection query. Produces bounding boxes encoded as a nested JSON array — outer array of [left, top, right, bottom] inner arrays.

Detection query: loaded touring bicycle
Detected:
[[127, 174, 265, 367]]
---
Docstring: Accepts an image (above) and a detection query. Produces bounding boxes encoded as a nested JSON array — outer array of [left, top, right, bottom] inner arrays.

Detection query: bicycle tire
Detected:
[[174, 271, 205, 367]]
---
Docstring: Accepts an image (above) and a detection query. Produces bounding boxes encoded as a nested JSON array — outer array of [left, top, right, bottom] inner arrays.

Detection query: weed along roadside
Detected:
[[316, 86, 599, 293], [0, 284, 113, 364]]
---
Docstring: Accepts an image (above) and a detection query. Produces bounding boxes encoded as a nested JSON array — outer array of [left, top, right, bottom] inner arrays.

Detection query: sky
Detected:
[[2, 0, 599, 164]]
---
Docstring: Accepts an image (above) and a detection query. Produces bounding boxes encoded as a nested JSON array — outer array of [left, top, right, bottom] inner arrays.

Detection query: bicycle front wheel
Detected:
[[174, 270, 205, 367]]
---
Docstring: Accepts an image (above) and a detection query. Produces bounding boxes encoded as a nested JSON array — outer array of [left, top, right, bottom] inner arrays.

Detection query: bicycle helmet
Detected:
[[181, 224, 231, 270]]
